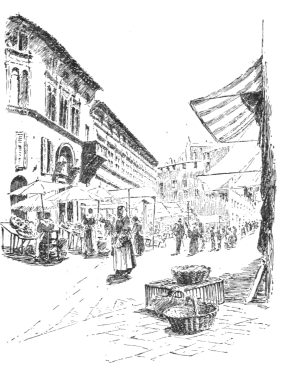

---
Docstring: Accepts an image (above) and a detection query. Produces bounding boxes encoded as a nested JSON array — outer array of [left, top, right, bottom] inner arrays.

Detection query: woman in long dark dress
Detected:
[[112, 206, 137, 277], [188, 224, 199, 256], [132, 216, 145, 256], [83, 208, 96, 257]]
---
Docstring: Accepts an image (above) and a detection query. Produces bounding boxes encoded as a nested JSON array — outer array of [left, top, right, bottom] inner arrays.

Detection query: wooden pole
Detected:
[[128, 189, 131, 218], [187, 200, 190, 227], [152, 196, 156, 249], [40, 193, 45, 218]]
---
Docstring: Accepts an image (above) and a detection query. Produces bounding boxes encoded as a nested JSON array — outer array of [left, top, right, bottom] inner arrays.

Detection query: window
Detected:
[[19, 33, 28, 51], [6, 31, 28, 51], [41, 137, 54, 175], [182, 179, 187, 188], [10, 68, 20, 105], [15, 132, 28, 171], [59, 97, 68, 128], [46, 86, 57, 122], [19, 70, 29, 107], [71, 107, 80, 136], [194, 162, 197, 169], [172, 180, 177, 189], [85, 125, 89, 141]]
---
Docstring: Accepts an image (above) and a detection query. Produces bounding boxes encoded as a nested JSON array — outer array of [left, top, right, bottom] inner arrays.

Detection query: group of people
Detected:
[[171, 218, 259, 256], [25, 205, 145, 272]]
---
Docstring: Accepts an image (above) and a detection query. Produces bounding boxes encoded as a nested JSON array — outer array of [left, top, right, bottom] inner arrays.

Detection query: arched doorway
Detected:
[[56, 144, 75, 177], [10, 175, 28, 219]]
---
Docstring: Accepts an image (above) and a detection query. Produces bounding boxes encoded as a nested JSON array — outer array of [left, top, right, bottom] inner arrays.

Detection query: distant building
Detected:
[[157, 137, 230, 203], [2, 15, 158, 222]]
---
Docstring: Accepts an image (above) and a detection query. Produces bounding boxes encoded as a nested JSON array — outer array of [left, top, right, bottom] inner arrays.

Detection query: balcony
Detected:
[[79, 140, 108, 185]]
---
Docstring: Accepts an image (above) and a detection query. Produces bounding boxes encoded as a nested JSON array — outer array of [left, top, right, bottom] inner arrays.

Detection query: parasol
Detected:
[[9, 179, 69, 216]]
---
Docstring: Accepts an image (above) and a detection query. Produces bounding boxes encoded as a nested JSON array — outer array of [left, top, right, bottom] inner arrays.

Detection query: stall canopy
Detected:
[[11, 193, 57, 212], [198, 143, 261, 191], [110, 187, 157, 200], [197, 215, 223, 224]]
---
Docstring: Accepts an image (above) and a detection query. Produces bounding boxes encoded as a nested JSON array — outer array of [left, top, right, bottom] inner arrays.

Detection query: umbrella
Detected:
[[48, 186, 101, 203], [9, 179, 69, 216], [9, 179, 69, 196], [88, 187, 117, 201], [11, 193, 57, 212]]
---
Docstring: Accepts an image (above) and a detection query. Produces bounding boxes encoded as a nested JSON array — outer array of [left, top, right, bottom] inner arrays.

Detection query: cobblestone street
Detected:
[[1, 230, 275, 366]]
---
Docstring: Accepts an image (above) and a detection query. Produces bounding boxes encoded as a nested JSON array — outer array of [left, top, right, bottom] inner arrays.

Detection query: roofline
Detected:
[[92, 101, 159, 167], [7, 14, 103, 92]]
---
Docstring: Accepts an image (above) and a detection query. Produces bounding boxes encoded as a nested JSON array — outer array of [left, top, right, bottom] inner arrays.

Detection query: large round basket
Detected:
[[171, 265, 211, 285], [164, 301, 218, 335]]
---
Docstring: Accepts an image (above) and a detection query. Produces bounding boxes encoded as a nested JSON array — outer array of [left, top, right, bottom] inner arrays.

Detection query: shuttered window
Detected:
[[41, 137, 55, 175], [15, 132, 28, 170]]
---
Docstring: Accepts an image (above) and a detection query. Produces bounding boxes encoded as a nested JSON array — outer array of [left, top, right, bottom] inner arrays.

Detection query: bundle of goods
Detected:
[[73, 223, 85, 236], [17, 223, 37, 239], [171, 265, 211, 286], [10, 215, 37, 238], [60, 221, 74, 231], [150, 290, 189, 318], [10, 215, 25, 230], [164, 296, 218, 335]]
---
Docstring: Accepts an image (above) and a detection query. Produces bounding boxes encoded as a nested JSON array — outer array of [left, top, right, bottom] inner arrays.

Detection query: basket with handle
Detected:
[[163, 295, 218, 334], [150, 289, 192, 317]]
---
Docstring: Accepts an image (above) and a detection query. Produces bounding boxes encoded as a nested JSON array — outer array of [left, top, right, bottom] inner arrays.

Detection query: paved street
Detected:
[[0, 229, 275, 366]]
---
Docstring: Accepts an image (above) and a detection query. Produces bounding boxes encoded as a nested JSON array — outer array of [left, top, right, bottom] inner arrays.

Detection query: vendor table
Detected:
[[0, 222, 42, 255], [145, 277, 224, 308]]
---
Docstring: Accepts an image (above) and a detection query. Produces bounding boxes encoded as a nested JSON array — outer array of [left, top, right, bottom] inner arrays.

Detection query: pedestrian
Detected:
[[216, 227, 222, 251], [37, 212, 55, 260], [132, 216, 145, 256], [188, 223, 200, 256], [171, 218, 185, 256], [232, 226, 238, 246], [112, 206, 136, 277], [210, 227, 216, 251], [82, 208, 97, 258], [223, 227, 229, 249]]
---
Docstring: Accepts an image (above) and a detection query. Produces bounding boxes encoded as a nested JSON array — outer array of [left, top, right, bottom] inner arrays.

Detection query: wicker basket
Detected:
[[171, 265, 211, 285], [164, 295, 218, 335], [150, 290, 191, 317]]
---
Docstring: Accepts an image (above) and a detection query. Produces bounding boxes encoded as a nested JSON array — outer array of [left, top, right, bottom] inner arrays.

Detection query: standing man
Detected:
[[82, 208, 96, 257], [216, 227, 222, 251], [210, 227, 216, 252], [188, 223, 200, 256], [172, 218, 185, 256]]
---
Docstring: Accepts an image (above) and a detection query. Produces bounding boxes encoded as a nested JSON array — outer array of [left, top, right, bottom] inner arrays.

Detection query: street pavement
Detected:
[[0, 229, 275, 366]]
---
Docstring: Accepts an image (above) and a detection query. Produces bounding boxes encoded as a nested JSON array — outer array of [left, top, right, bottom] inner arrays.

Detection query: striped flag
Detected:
[[190, 57, 263, 143]]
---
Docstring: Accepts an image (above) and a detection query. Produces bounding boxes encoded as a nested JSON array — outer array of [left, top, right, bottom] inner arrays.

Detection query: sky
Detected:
[[1, 0, 278, 165]]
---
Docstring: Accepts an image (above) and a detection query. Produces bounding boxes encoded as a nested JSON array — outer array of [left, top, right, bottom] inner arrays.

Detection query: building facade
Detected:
[[1, 15, 158, 222], [157, 137, 259, 231]]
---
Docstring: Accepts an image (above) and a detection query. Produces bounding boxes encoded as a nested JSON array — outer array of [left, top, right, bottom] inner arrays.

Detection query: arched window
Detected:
[[63, 99, 68, 128], [19, 33, 28, 51], [19, 70, 29, 107], [46, 86, 56, 122], [10, 68, 20, 105], [10, 175, 27, 206], [46, 85, 52, 118], [51, 91, 56, 122]]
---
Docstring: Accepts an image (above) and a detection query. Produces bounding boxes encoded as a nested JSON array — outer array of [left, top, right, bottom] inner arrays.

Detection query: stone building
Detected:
[[1, 15, 158, 222]]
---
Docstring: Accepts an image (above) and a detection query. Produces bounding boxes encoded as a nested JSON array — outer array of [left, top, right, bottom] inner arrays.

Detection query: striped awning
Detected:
[[190, 57, 263, 143]]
